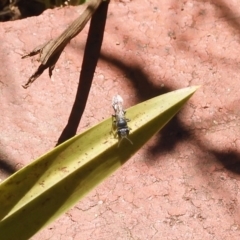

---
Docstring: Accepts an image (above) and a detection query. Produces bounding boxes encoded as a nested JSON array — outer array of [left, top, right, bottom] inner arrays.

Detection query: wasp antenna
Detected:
[[125, 136, 133, 145], [117, 136, 133, 147], [117, 137, 124, 148]]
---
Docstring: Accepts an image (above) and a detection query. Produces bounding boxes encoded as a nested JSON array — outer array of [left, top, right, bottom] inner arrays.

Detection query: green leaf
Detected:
[[0, 86, 199, 239]]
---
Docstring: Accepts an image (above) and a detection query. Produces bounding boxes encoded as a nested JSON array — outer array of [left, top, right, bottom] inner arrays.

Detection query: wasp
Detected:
[[112, 95, 133, 147]]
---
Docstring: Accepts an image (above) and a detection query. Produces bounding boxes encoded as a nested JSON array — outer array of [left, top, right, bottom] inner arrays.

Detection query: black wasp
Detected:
[[112, 95, 133, 147]]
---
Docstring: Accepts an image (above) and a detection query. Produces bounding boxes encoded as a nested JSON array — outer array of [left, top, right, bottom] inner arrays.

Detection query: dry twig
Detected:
[[22, 0, 103, 88]]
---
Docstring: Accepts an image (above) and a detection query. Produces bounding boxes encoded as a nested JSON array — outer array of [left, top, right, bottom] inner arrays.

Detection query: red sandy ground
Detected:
[[1, 0, 240, 239]]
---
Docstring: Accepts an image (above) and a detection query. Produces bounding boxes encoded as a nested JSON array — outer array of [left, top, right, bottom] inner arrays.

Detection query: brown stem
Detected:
[[22, 0, 104, 89]]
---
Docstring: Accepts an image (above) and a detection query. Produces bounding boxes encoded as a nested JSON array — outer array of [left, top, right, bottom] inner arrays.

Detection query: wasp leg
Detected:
[[111, 116, 118, 138]]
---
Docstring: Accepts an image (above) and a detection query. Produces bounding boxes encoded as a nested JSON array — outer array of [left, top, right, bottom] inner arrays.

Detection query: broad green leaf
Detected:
[[0, 86, 199, 239]]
